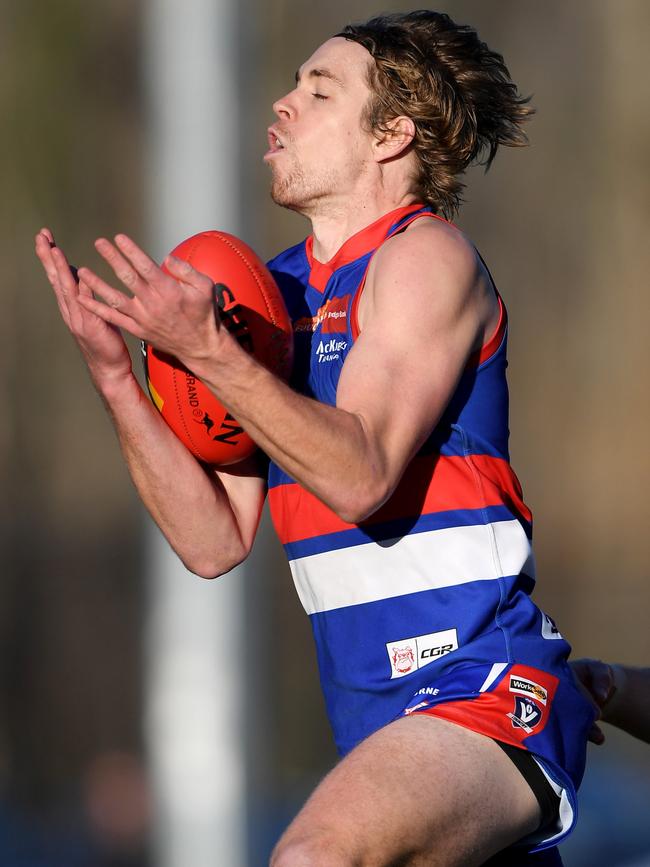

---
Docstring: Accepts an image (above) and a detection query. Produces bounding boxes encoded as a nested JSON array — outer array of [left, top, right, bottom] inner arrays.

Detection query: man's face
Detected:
[[265, 37, 376, 213]]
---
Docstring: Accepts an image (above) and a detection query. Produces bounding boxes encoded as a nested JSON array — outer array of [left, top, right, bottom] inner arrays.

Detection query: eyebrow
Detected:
[[294, 67, 345, 88]]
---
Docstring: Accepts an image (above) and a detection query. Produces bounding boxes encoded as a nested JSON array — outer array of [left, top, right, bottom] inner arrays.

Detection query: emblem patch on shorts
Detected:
[[508, 696, 543, 733], [386, 628, 458, 679]]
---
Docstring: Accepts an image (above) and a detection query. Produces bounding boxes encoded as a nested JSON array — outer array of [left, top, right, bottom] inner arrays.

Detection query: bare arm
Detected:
[[35, 229, 266, 578], [571, 658, 650, 745], [100, 374, 267, 577], [76, 221, 497, 523]]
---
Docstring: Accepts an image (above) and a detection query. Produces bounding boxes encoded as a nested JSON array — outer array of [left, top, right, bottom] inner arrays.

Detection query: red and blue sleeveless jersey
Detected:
[[266, 204, 594, 851]]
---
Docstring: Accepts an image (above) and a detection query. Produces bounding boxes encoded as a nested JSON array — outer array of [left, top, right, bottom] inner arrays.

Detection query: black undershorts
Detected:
[[495, 739, 561, 833]]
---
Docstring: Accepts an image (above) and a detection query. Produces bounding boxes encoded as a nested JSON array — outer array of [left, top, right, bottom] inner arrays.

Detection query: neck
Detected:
[[308, 189, 419, 263]]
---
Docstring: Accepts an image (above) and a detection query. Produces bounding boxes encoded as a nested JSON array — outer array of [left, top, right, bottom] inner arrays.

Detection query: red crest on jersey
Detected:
[[392, 645, 415, 674]]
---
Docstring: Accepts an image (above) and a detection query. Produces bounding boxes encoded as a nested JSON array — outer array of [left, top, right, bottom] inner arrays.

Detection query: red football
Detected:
[[143, 230, 293, 466]]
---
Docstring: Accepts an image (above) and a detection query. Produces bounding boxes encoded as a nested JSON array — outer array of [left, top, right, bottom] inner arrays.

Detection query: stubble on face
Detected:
[[267, 37, 375, 216], [268, 143, 345, 215]]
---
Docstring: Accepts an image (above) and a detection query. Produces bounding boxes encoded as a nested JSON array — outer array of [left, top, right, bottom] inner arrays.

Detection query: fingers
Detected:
[[77, 275, 93, 297], [35, 233, 77, 328], [35, 229, 76, 293], [577, 658, 616, 707], [589, 663, 615, 706], [51, 246, 79, 295], [95, 237, 148, 296], [36, 227, 55, 246], [114, 234, 162, 284], [164, 253, 215, 294], [35, 230, 60, 285], [77, 265, 133, 313], [76, 290, 143, 339], [97, 234, 213, 300], [588, 722, 606, 746]]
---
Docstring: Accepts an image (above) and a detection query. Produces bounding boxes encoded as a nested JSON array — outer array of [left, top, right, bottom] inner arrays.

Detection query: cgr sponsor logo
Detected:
[[386, 628, 458, 679]]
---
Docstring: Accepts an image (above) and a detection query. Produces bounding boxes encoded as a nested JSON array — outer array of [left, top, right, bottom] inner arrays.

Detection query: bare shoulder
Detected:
[[360, 216, 489, 332], [373, 217, 479, 290]]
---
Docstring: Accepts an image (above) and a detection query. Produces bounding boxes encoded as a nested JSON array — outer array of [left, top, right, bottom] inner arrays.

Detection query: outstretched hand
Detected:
[[34, 228, 133, 387], [75, 234, 223, 368]]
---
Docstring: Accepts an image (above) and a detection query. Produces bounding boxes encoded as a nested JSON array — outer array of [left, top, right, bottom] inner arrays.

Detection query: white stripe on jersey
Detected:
[[479, 662, 509, 692], [289, 519, 535, 615]]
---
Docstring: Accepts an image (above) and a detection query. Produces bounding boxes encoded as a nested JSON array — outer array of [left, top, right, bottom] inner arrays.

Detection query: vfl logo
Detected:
[[386, 628, 458, 679], [509, 676, 548, 706], [508, 697, 543, 734]]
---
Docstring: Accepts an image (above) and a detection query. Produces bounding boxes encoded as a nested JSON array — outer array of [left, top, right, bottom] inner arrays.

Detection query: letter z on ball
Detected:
[[143, 231, 293, 466]]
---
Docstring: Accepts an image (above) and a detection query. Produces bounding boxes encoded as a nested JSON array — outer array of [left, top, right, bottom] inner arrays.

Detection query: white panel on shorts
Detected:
[[289, 519, 534, 615]]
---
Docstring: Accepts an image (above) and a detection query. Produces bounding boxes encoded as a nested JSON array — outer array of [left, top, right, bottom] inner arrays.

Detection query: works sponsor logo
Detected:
[[316, 337, 348, 364], [294, 294, 350, 334], [509, 676, 548, 706], [386, 628, 458, 679]]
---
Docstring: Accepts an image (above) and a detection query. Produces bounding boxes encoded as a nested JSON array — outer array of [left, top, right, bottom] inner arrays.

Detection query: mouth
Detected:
[[264, 127, 285, 159]]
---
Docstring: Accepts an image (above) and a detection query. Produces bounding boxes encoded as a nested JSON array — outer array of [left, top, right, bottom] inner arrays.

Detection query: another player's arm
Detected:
[[571, 658, 650, 745], [77, 222, 496, 523], [35, 229, 265, 578]]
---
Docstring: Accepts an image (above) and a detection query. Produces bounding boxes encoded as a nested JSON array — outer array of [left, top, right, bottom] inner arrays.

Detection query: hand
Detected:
[[34, 228, 133, 388], [74, 234, 223, 368], [570, 657, 617, 746]]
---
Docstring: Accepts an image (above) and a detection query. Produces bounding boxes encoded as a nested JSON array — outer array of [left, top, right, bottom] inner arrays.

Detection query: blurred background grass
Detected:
[[1, 1, 649, 864]]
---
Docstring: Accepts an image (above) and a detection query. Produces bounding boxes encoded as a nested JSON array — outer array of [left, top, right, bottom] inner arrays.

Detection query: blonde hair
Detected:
[[337, 11, 534, 218]]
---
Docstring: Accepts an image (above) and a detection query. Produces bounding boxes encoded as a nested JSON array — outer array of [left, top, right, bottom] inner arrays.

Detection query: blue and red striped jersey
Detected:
[[265, 206, 594, 855]]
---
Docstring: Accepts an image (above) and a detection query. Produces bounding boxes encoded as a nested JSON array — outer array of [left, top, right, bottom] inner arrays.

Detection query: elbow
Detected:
[[331, 478, 391, 525], [181, 542, 249, 581], [187, 562, 236, 580]]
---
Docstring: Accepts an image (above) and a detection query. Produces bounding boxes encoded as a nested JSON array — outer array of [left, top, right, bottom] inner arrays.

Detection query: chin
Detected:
[[269, 167, 334, 215], [270, 174, 310, 212]]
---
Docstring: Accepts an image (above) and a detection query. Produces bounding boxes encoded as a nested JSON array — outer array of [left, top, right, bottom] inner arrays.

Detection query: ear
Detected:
[[372, 116, 416, 162]]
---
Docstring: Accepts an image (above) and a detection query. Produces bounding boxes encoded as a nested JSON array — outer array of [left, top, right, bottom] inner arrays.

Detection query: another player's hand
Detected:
[[74, 234, 223, 368], [34, 228, 133, 387], [570, 657, 617, 746]]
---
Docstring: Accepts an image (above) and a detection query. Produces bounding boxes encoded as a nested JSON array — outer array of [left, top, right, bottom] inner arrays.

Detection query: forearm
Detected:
[[98, 372, 258, 576], [602, 665, 650, 744], [188, 337, 386, 523]]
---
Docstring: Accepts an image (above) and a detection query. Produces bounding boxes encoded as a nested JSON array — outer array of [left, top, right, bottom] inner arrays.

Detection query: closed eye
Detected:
[[312, 93, 328, 100]]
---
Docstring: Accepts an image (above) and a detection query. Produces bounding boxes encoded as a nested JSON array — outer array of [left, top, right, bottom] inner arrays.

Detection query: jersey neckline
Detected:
[[305, 203, 428, 293]]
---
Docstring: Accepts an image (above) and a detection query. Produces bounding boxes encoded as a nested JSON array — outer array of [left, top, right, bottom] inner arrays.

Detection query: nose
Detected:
[[272, 90, 295, 120]]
